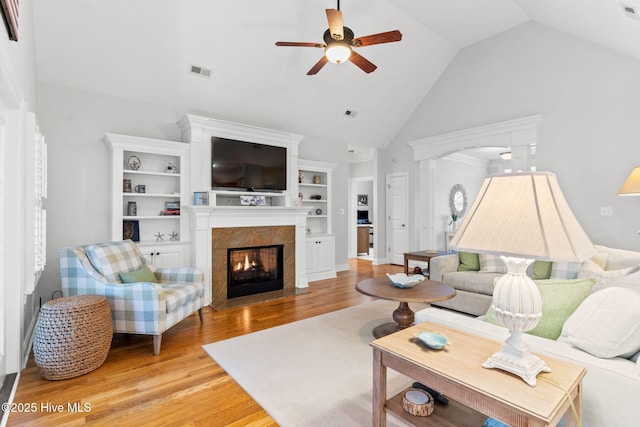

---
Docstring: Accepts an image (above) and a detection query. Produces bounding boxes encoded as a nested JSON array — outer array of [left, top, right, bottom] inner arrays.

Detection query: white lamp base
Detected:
[[484, 257, 552, 386], [483, 340, 551, 386]]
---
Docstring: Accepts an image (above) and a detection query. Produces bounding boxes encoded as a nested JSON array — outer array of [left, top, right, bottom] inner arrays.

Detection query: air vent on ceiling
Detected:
[[343, 109, 358, 118], [190, 64, 212, 78], [621, 3, 640, 19]]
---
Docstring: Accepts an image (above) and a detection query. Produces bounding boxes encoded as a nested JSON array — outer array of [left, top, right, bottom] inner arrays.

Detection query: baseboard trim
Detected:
[[0, 372, 19, 427], [335, 263, 349, 272], [21, 308, 38, 369]]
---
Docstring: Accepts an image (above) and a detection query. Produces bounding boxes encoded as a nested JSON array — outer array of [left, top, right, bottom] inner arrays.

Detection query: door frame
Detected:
[[385, 171, 409, 265], [349, 176, 374, 259]]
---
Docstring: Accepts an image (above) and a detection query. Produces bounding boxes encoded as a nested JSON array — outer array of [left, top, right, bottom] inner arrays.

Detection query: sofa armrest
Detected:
[[154, 267, 204, 285], [430, 254, 460, 282]]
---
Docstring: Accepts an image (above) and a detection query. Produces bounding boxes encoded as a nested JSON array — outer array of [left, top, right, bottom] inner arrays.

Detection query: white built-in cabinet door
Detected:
[[305, 235, 336, 281], [140, 244, 185, 269]]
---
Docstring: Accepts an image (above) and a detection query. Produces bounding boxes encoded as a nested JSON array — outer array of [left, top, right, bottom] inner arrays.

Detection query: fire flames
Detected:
[[234, 253, 257, 271]]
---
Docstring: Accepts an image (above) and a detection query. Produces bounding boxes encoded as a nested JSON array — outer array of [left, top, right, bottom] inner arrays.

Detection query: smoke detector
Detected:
[[621, 3, 640, 19], [343, 109, 357, 118], [190, 64, 212, 78]]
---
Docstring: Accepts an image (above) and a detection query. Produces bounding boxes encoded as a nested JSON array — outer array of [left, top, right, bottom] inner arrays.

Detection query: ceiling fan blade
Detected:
[[307, 56, 329, 75], [349, 51, 377, 74], [326, 9, 344, 40], [276, 41, 325, 48], [352, 30, 402, 47]]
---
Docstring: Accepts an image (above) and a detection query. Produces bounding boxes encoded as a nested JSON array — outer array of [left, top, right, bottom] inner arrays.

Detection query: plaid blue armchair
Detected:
[[59, 240, 204, 355]]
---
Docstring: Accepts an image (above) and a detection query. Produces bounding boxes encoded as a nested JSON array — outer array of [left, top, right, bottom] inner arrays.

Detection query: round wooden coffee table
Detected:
[[356, 277, 456, 338]]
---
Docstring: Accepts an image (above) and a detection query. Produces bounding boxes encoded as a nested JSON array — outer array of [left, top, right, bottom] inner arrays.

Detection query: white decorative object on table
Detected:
[[449, 172, 595, 386], [386, 273, 425, 288]]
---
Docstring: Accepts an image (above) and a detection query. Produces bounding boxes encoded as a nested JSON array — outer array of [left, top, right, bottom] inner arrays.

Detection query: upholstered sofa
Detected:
[[429, 244, 640, 316], [60, 240, 205, 355], [416, 279, 640, 427], [416, 244, 640, 425]]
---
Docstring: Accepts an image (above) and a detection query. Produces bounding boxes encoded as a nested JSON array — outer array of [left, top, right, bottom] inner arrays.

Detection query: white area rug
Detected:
[[203, 300, 427, 426]]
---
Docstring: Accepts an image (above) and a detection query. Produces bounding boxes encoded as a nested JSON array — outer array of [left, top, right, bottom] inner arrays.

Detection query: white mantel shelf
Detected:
[[186, 205, 311, 305]]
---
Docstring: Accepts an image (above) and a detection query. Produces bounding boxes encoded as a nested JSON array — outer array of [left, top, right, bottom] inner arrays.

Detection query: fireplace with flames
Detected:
[[227, 244, 284, 299]]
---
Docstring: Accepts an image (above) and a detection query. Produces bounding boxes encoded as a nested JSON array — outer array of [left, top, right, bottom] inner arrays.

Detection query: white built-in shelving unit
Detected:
[[298, 159, 337, 281], [104, 133, 190, 267]]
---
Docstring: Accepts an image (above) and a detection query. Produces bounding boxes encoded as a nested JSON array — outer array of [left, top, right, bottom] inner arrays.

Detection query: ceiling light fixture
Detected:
[[325, 43, 352, 63], [500, 151, 512, 160]]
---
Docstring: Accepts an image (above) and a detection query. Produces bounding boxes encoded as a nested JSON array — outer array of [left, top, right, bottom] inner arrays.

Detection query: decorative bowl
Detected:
[[386, 273, 425, 288], [414, 331, 449, 350]]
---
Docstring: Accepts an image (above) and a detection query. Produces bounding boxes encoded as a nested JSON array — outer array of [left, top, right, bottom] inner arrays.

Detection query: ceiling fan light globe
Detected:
[[325, 44, 351, 63]]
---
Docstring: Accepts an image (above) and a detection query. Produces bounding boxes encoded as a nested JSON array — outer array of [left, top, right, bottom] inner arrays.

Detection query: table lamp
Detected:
[[449, 172, 595, 386], [618, 166, 640, 196]]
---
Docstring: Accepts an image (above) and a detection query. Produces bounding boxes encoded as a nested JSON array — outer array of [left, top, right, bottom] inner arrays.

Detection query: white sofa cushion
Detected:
[[577, 259, 636, 292], [561, 287, 640, 359], [602, 270, 640, 291], [594, 244, 640, 271]]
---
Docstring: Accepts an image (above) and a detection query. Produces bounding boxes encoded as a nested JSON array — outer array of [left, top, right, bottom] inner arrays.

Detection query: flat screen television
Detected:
[[211, 137, 287, 192]]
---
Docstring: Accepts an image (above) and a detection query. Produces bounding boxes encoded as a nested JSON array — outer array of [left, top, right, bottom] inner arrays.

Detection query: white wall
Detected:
[[0, 0, 39, 373], [36, 82, 351, 303], [389, 21, 640, 251], [433, 157, 487, 249]]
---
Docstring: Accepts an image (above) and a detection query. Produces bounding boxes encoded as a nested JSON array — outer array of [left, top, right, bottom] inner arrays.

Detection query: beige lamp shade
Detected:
[[449, 171, 595, 262], [618, 167, 640, 196]]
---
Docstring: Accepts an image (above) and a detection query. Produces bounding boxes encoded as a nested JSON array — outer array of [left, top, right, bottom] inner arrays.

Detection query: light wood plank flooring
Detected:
[[8, 259, 402, 426]]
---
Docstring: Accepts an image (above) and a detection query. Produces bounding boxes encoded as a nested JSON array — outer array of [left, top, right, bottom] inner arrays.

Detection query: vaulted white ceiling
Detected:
[[31, 0, 640, 148]]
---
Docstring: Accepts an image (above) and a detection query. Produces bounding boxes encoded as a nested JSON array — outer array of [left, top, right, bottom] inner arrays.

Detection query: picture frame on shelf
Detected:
[[194, 191, 209, 205], [123, 220, 140, 242]]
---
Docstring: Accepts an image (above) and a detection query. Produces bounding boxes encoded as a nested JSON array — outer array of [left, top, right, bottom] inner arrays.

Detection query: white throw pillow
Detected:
[[603, 269, 640, 291], [577, 259, 635, 292], [478, 254, 507, 274], [550, 261, 582, 280], [561, 287, 640, 359]]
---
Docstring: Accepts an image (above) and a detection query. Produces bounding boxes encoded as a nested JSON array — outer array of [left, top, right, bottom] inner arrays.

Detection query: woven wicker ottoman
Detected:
[[33, 295, 113, 380]]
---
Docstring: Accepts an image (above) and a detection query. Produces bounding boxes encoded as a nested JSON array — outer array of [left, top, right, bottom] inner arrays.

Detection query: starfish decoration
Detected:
[[154, 232, 164, 241], [169, 231, 178, 241]]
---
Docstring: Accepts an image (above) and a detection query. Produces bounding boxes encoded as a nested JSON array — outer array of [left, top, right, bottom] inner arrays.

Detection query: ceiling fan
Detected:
[[275, 1, 402, 75]]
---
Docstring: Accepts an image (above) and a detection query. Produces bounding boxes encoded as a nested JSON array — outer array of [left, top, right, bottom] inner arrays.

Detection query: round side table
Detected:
[[33, 295, 113, 380]]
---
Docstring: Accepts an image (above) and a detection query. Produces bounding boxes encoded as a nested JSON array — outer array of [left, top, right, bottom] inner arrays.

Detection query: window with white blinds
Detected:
[[33, 123, 46, 284]]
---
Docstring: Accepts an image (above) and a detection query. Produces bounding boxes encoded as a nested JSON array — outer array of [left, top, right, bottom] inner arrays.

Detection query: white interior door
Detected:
[[386, 172, 409, 265]]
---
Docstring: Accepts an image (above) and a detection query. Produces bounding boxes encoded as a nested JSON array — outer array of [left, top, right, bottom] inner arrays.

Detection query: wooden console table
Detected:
[[403, 250, 453, 277], [371, 322, 585, 426]]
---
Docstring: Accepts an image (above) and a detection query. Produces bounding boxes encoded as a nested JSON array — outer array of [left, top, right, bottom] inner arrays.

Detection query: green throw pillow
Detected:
[[457, 252, 480, 271], [484, 278, 595, 340], [531, 261, 552, 280], [119, 265, 158, 283]]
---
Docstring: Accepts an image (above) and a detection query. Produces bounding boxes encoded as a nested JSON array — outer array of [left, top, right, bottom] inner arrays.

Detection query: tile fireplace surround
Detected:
[[187, 205, 310, 307]]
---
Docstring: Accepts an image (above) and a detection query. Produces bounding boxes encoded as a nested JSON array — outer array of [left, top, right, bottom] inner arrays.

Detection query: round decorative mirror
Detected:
[[449, 184, 467, 218]]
